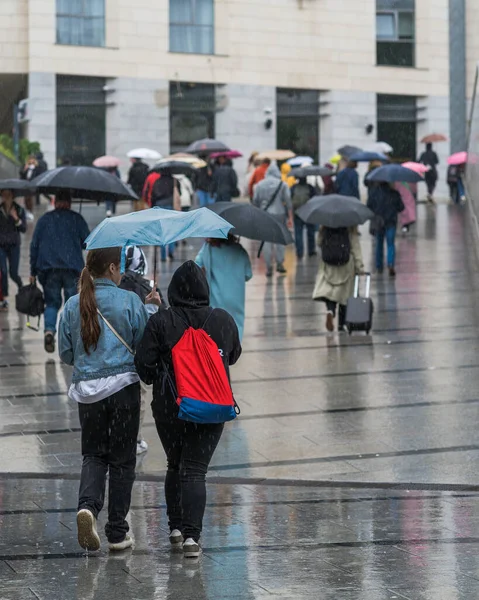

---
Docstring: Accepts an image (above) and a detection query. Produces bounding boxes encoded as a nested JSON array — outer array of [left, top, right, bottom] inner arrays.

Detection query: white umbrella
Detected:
[[368, 142, 393, 154], [127, 148, 162, 160]]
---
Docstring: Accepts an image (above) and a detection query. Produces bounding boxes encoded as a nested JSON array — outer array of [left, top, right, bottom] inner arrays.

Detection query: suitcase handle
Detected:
[[354, 273, 371, 299]]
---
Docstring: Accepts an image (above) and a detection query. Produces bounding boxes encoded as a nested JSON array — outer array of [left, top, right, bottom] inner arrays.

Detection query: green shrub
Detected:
[[0, 134, 41, 164]]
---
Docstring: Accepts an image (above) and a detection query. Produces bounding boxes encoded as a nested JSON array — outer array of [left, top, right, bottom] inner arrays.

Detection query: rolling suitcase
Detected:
[[345, 273, 373, 335]]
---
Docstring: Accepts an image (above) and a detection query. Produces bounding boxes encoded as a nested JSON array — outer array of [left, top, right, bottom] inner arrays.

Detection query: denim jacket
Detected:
[[59, 279, 150, 383]]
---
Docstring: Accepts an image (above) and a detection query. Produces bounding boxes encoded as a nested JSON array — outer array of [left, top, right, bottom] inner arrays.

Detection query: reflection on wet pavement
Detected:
[[1, 202, 479, 597]]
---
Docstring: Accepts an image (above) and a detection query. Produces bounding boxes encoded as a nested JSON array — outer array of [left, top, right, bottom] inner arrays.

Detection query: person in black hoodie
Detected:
[[135, 261, 241, 558], [127, 158, 149, 210]]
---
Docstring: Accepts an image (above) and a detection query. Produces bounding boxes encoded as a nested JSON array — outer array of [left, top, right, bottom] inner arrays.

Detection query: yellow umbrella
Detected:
[[157, 153, 207, 168], [329, 154, 342, 165], [256, 149, 296, 161]]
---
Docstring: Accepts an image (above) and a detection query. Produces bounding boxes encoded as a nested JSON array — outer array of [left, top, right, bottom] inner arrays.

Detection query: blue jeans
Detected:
[[457, 177, 465, 202], [376, 226, 396, 269], [294, 215, 316, 258], [0, 245, 22, 297], [38, 269, 79, 333], [197, 190, 214, 207], [106, 200, 117, 214]]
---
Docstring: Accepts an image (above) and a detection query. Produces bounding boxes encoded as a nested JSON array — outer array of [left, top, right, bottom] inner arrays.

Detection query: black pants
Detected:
[[155, 417, 224, 542], [78, 383, 140, 543], [325, 299, 346, 330]]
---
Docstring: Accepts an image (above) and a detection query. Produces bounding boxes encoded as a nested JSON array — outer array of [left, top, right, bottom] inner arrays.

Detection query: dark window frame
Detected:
[[169, 0, 215, 55], [56, 0, 105, 48]]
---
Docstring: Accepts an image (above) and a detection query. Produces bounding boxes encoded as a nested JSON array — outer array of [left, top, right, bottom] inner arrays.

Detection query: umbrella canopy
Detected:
[[290, 166, 334, 178], [127, 148, 162, 160], [420, 133, 447, 144], [0, 179, 34, 197], [447, 151, 468, 166], [337, 145, 363, 158], [366, 164, 424, 184], [186, 138, 230, 154], [159, 154, 207, 168], [31, 166, 138, 201], [150, 160, 198, 176], [209, 150, 243, 159], [85, 207, 233, 252], [287, 156, 314, 167], [368, 142, 393, 154], [93, 155, 121, 168], [349, 151, 389, 163], [207, 202, 293, 245], [256, 149, 296, 161], [297, 195, 374, 228], [402, 161, 430, 175]]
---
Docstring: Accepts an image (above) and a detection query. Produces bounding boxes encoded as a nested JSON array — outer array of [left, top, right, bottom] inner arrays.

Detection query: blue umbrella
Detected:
[[349, 151, 389, 163], [85, 207, 233, 272], [366, 164, 424, 183]]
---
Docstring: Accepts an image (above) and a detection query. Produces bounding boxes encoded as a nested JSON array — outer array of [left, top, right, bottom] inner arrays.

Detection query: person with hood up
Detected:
[[335, 160, 360, 199], [127, 158, 149, 210], [253, 163, 293, 277], [135, 261, 242, 558], [195, 233, 252, 340]]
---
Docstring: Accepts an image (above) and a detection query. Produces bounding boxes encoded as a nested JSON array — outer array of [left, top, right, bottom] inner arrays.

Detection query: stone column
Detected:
[[27, 72, 56, 167]]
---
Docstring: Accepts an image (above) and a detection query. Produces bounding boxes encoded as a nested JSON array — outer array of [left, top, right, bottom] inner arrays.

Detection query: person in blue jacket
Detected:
[[335, 161, 360, 199]]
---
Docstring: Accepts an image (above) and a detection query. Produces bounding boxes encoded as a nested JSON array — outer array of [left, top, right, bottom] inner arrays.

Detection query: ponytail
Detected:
[[79, 247, 121, 354]]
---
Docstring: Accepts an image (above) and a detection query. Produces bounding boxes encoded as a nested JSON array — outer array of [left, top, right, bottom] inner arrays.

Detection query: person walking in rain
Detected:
[[291, 177, 316, 259], [248, 158, 270, 198], [367, 182, 404, 277], [419, 143, 439, 203], [30, 191, 90, 353], [0, 185, 27, 311], [135, 261, 241, 558], [335, 160, 360, 199], [58, 247, 160, 552], [127, 157, 149, 210], [313, 227, 364, 332], [195, 233, 252, 340], [253, 163, 293, 277], [211, 156, 238, 202]]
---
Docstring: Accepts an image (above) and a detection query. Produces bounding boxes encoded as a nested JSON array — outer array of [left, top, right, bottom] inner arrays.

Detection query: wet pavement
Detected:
[[1, 200, 479, 598]]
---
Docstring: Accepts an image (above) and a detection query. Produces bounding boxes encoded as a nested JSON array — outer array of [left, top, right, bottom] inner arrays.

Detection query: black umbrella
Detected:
[[337, 145, 363, 159], [31, 166, 138, 201], [186, 138, 230, 155], [150, 161, 197, 176], [366, 164, 423, 184], [0, 179, 35, 197], [290, 166, 334, 178], [297, 195, 374, 228], [207, 202, 293, 245]]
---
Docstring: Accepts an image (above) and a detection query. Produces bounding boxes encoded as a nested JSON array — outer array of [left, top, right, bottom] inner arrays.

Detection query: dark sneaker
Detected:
[[266, 267, 273, 278], [326, 311, 334, 332], [44, 331, 55, 353], [183, 537, 201, 558], [276, 264, 287, 274], [169, 529, 184, 546], [77, 509, 101, 551], [0, 300, 8, 311], [389, 267, 396, 278], [377, 268, 384, 275]]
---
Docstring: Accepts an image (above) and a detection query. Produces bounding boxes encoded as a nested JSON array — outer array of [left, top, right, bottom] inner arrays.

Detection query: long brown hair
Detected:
[[79, 247, 121, 354]]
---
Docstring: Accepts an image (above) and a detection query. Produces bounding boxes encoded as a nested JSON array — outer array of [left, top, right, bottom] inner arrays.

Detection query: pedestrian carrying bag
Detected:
[[15, 283, 45, 331], [163, 310, 239, 424], [97, 309, 134, 354], [345, 273, 374, 335], [321, 227, 351, 266]]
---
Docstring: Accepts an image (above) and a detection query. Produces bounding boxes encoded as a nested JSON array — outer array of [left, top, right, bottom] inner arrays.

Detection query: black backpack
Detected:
[[321, 227, 351, 266], [151, 174, 174, 207], [119, 271, 164, 304], [15, 283, 45, 330]]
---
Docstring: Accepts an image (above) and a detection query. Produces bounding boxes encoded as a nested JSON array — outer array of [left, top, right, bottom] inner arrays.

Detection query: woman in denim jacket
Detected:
[[59, 247, 160, 552]]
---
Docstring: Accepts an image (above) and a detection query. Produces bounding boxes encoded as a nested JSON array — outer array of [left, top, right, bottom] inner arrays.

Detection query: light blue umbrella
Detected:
[[85, 206, 233, 272]]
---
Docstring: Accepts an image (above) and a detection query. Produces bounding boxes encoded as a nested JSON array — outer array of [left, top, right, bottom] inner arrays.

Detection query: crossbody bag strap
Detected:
[[263, 182, 283, 212], [97, 309, 134, 355]]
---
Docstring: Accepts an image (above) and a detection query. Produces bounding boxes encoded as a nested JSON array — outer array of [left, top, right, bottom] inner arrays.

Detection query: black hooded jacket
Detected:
[[135, 261, 242, 422]]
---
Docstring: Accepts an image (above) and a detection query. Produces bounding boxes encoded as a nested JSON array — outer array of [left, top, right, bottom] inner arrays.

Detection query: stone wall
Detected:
[[27, 72, 56, 169]]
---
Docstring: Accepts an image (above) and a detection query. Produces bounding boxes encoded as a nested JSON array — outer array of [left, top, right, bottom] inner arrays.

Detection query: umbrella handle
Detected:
[[257, 241, 265, 259], [153, 246, 158, 281]]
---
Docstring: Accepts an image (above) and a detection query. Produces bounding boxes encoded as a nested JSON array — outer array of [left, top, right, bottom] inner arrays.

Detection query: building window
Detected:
[[376, 0, 415, 67], [57, 76, 106, 165], [170, 82, 216, 153], [56, 0, 105, 47], [276, 89, 320, 162], [169, 0, 214, 55], [377, 94, 417, 161]]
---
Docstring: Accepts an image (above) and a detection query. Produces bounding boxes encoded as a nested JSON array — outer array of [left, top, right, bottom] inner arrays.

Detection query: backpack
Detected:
[[321, 227, 351, 266], [15, 283, 45, 331], [119, 271, 153, 303], [291, 184, 311, 210], [164, 310, 239, 424], [151, 174, 174, 207]]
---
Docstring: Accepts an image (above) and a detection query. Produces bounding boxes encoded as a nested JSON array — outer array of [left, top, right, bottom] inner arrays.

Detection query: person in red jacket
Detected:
[[248, 158, 271, 198]]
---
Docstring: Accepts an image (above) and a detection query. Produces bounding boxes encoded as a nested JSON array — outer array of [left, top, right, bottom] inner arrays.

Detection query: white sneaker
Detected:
[[183, 537, 201, 558], [109, 534, 133, 552], [106, 210, 112, 217], [136, 439, 148, 455], [169, 529, 183, 545], [77, 509, 101, 551], [25, 211, 34, 221]]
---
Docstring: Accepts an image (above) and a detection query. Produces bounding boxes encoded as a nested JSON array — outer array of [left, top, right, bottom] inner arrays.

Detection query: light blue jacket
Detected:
[[59, 278, 150, 383]]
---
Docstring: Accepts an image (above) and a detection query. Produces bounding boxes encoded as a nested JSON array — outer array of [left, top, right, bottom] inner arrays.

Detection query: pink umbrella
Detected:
[[402, 161, 430, 176], [210, 150, 243, 159], [93, 155, 121, 168], [447, 151, 468, 166]]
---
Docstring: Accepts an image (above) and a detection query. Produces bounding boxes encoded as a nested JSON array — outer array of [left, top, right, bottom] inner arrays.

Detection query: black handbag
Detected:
[[15, 283, 45, 331]]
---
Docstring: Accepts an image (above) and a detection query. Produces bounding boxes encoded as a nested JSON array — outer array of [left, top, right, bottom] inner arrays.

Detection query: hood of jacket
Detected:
[[168, 260, 210, 308], [266, 163, 282, 180]]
